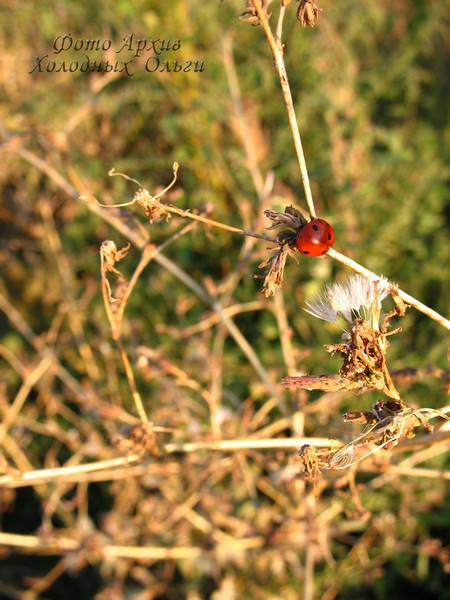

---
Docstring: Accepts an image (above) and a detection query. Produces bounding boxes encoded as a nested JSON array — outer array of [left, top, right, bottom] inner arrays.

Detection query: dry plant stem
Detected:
[[12, 147, 446, 332], [210, 325, 227, 438], [101, 241, 169, 422], [273, 289, 297, 377], [13, 146, 79, 199], [87, 202, 282, 405], [138, 347, 221, 434], [327, 248, 450, 330], [153, 251, 286, 412], [304, 528, 315, 600], [117, 340, 149, 424], [96, 190, 278, 243], [248, 414, 291, 438], [367, 434, 450, 490], [100, 257, 119, 334], [373, 466, 450, 479], [155, 205, 277, 243], [275, 4, 288, 41], [237, 452, 259, 502], [25, 559, 68, 597], [273, 290, 306, 436], [210, 35, 275, 426], [0, 292, 41, 346], [109, 241, 169, 339], [100, 259, 149, 423], [398, 434, 450, 468], [0, 532, 203, 560], [180, 300, 266, 336], [2, 434, 34, 473], [0, 437, 337, 488], [252, 0, 316, 218], [0, 355, 53, 446], [0, 292, 137, 428]]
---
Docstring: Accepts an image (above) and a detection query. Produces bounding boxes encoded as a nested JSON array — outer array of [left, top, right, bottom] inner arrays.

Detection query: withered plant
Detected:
[[0, 1, 449, 599]]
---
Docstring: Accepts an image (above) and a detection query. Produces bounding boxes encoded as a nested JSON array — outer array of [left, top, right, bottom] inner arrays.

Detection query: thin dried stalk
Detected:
[[10, 145, 448, 330], [0, 355, 53, 446], [0, 437, 338, 488], [327, 248, 450, 330], [251, 0, 317, 218], [0, 532, 203, 560]]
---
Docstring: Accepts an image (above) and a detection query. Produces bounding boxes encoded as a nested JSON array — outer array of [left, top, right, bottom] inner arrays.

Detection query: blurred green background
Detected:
[[0, 0, 449, 598]]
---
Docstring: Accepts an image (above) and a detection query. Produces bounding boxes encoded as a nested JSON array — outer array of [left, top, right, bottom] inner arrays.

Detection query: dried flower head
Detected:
[[305, 275, 390, 330], [258, 206, 310, 296], [297, 444, 321, 482], [81, 163, 179, 223], [283, 276, 410, 400], [133, 188, 171, 223], [297, 0, 321, 27], [264, 205, 309, 245], [259, 244, 295, 297]]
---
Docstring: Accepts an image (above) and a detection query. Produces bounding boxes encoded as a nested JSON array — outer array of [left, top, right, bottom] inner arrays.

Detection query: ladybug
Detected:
[[296, 218, 335, 256]]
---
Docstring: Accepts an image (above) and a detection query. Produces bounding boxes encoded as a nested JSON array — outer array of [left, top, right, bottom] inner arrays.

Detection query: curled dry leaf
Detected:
[[100, 241, 131, 276], [100, 240, 131, 305]]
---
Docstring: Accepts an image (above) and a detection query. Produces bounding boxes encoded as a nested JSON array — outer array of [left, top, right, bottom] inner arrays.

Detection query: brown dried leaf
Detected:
[[259, 244, 292, 297]]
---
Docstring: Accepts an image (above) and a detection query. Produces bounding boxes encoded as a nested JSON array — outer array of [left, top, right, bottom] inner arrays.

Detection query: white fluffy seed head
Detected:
[[304, 275, 390, 327]]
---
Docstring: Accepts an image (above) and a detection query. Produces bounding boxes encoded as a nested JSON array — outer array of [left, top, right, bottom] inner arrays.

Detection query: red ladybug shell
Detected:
[[296, 219, 335, 256]]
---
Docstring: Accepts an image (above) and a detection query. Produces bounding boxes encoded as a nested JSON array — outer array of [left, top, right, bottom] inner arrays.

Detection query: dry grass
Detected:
[[0, 1, 449, 598]]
